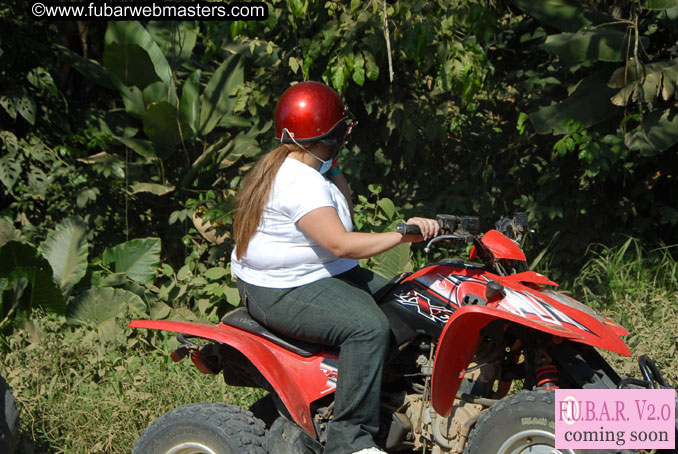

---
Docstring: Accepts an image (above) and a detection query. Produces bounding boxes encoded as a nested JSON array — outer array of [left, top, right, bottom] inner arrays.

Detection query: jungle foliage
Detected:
[[1, 1, 677, 452]]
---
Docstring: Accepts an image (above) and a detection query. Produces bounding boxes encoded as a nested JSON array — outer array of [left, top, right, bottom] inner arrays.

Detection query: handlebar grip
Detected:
[[396, 224, 422, 235]]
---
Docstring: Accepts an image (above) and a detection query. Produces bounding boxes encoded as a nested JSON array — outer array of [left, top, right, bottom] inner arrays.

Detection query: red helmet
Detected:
[[275, 81, 348, 143]]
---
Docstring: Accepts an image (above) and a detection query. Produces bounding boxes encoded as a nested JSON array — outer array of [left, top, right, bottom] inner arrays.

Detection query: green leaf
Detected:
[[105, 21, 172, 85], [150, 300, 172, 319], [102, 237, 161, 283], [129, 183, 175, 196], [0, 153, 21, 192], [179, 69, 201, 136], [40, 216, 89, 294], [364, 51, 380, 81], [609, 60, 678, 106], [16, 87, 36, 125], [625, 110, 678, 154], [371, 243, 412, 279], [289, 56, 300, 74], [143, 101, 189, 156], [146, 21, 198, 62], [352, 53, 366, 86], [67, 287, 146, 326], [377, 198, 396, 220], [510, 0, 619, 33], [111, 80, 146, 119], [204, 267, 228, 280], [103, 43, 162, 90], [114, 136, 158, 160], [0, 241, 66, 315], [142, 81, 177, 107], [58, 45, 116, 90], [645, 0, 678, 9], [543, 29, 648, 63], [529, 70, 618, 134], [288, 0, 308, 17], [199, 55, 244, 136], [0, 219, 25, 248]]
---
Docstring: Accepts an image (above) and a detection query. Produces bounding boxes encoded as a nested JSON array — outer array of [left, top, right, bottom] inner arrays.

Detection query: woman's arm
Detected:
[[296, 206, 439, 260]]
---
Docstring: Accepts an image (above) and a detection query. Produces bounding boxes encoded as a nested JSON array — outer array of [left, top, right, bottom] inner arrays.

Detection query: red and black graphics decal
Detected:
[[409, 268, 597, 336], [394, 289, 456, 324], [414, 271, 488, 307], [497, 287, 596, 335]]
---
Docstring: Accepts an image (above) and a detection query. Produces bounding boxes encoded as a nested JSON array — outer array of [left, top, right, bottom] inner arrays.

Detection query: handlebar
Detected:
[[395, 214, 480, 237], [395, 213, 527, 253], [395, 224, 422, 235]]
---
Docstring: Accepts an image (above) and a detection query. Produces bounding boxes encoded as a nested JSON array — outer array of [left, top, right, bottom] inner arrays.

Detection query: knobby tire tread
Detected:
[[134, 402, 266, 454]]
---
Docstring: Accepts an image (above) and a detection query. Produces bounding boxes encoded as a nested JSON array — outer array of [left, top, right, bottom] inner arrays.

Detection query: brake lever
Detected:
[[423, 234, 472, 253]]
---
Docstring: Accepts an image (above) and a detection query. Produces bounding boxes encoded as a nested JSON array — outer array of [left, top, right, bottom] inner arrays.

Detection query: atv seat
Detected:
[[220, 308, 326, 357]]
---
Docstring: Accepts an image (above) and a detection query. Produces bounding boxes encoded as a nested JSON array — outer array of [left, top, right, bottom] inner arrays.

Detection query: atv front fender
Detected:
[[430, 305, 630, 417], [129, 319, 335, 436]]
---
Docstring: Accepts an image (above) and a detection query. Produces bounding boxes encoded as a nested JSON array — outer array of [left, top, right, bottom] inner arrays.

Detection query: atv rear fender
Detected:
[[129, 319, 335, 436]]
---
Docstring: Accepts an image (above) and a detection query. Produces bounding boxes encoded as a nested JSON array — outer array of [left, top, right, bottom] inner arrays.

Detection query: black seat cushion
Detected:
[[221, 308, 326, 357]]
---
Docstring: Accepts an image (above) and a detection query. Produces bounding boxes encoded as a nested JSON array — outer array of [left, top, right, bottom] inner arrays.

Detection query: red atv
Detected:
[[130, 214, 675, 454]]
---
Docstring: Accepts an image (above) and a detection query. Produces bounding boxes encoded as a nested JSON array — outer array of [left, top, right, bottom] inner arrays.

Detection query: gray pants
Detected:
[[238, 266, 390, 454]]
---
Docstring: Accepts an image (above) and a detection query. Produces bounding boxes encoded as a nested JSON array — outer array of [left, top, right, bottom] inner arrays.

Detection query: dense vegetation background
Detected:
[[0, 0, 677, 452]]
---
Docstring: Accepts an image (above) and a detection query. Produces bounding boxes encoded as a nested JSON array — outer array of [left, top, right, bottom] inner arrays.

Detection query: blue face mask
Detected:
[[307, 152, 333, 174], [281, 128, 333, 174]]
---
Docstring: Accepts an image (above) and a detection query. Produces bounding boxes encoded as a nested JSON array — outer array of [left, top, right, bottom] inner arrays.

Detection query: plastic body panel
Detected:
[[129, 319, 337, 436]]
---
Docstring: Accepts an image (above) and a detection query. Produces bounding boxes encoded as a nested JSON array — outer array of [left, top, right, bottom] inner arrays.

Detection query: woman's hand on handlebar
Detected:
[[403, 217, 440, 241]]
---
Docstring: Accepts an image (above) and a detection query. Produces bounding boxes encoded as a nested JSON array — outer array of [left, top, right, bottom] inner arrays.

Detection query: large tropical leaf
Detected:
[[179, 69, 201, 137], [199, 55, 244, 136], [40, 216, 89, 294], [0, 241, 65, 315], [114, 136, 157, 160], [103, 43, 161, 90], [0, 153, 21, 193], [543, 29, 648, 63], [102, 237, 161, 283], [58, 46, 116, 90], [371, 243, 413, 279], [142, 80, 178, 107], [67, 287, 146, 326], [510, 0, 619, 33], [608, 60, 678, 106], [146, 21, 198, 63], [109, 77, 146, 119], [530, 70, 619, 134], [624, 110, 678, 154], [105, 21, 172, 85], [645, 0, 678, 9], [0, 219, 25, 248], [143, 101, 191, 156]]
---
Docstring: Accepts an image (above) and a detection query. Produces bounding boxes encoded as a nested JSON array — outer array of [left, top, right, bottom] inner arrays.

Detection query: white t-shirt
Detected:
[[230, 158, 358, 288]]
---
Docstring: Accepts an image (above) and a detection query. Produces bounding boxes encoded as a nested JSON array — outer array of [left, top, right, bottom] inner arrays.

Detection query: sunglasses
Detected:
[[320, 118, 358, 158]]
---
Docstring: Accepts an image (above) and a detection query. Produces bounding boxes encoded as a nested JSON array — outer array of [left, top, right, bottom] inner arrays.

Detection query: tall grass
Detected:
[[0, 316, 264, 454], [572, 238, 678, 385]]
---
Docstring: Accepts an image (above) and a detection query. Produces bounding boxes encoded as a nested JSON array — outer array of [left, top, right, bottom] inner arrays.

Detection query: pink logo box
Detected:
[[555, 388, 675, 450]]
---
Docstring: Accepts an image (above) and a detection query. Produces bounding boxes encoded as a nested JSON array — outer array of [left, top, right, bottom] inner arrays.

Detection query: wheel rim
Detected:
[[166, 442, 218, 454], [497, 429, 575, 454]]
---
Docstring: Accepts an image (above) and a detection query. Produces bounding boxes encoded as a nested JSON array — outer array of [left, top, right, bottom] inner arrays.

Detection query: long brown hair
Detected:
[[233, 144, 293, 259]]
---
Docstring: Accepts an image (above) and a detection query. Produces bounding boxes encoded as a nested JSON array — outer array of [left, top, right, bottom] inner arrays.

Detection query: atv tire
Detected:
[[0, 374, 19, 454], [464, 390, 628, 454], [133, 402, 266, 454]]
